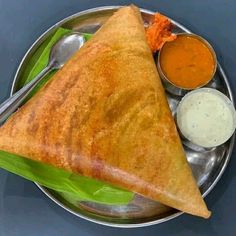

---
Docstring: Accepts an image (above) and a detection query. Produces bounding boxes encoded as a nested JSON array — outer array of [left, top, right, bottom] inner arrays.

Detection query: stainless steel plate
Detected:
[[11, 6, 235, 228]]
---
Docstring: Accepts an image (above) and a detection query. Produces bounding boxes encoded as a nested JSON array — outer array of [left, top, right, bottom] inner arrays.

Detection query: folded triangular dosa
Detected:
[[0, 5, 210, 218]]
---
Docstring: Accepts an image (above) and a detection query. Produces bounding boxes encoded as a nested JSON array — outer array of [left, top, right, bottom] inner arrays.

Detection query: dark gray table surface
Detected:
[[0, 0, 236, 235]]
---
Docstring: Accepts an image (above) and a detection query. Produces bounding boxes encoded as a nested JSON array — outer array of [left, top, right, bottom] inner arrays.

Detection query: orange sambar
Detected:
[[159, 34, 215, 89]]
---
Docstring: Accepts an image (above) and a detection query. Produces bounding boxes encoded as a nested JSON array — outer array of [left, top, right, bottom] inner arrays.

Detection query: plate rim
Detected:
[[11, 5, 235, 228]]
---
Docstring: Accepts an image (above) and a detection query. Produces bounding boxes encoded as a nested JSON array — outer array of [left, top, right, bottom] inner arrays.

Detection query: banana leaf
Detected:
[[0, 28, 134, 205]]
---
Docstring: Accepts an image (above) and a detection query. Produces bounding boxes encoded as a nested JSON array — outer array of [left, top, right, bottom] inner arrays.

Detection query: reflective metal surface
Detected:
[[0, 33, 85, 125], [11, 6, 235, 228]]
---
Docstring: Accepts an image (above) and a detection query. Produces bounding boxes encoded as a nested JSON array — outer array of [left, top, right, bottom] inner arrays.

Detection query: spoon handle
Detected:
[[0, 65, 52, 124]]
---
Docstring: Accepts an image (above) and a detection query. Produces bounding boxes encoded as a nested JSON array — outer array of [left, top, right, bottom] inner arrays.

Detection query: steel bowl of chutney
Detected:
[[157, 33, 217, 96]]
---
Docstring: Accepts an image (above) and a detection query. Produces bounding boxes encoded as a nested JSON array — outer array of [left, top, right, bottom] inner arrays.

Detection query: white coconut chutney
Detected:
[[177, 88, 236, 148]]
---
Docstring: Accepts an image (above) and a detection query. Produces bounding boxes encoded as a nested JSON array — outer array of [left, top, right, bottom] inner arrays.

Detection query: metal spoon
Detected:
[[0, 33, 85, 124]]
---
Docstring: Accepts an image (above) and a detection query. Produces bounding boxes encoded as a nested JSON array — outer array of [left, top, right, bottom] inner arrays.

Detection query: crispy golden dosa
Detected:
[[0, 5, 210, 218]]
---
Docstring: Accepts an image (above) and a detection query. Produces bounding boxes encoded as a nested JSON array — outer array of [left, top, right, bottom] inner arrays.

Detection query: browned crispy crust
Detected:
[[0, 5, 210, 218]]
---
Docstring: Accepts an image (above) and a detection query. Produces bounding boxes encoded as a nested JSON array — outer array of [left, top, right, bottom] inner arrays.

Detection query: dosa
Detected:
[[0, 5, 210, 218]]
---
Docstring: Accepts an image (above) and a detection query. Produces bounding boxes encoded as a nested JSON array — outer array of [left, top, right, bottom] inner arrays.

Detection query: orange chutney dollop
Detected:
[[160, 35, 215, 89]]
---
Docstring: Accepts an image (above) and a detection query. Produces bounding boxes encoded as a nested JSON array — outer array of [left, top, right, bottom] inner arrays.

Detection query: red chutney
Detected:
[[146, 13, 176, 53], [159, 35, 215, 89]]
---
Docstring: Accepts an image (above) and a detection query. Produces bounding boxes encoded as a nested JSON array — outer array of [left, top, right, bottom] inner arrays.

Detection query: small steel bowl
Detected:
[[176, 88, 236, 150], [157, 33, 217, 96]]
